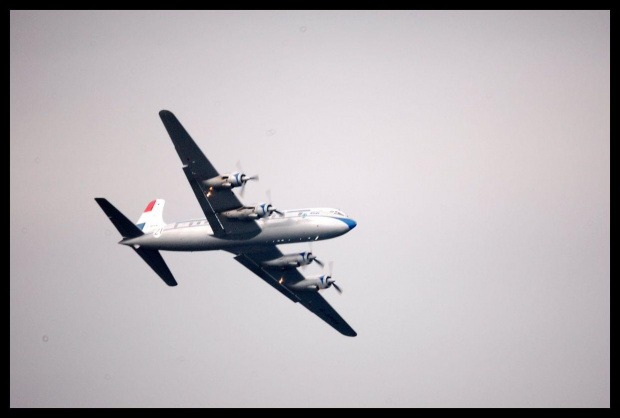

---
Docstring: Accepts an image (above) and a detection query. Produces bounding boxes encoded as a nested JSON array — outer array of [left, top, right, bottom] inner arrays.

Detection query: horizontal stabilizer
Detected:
[[132, 247, 178, 287], [95, 198, 144, 239], [95, 198, 177, 286]]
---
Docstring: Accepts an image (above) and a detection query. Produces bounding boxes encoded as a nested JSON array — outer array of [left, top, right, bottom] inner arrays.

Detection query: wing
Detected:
[[225, 246, 357, 337], [159, 110, 261, 239]]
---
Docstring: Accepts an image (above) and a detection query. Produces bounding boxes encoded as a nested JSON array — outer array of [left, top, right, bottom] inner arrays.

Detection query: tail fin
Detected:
[[95, 198, 177, 287], [136, 199, 166, 233]]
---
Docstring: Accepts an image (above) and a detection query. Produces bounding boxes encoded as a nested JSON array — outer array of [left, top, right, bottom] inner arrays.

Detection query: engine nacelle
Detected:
[[262, 252, 314, 269], [287, 275, 333, 291], [203, 172, 247, 189], [253, 203, 275, 218], [314, 275, 333, 290], [264, 259, 300, 268], [220, 203, 274, 220], [220, 207, 259, 220]]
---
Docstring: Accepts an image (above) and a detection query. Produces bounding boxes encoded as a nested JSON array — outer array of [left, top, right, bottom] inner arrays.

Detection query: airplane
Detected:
[[95, 110, 358, 336]]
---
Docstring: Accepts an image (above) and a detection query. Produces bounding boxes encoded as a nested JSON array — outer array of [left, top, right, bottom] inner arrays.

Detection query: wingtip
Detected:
[[342, 328, 357, 337], [159, 109, 173, 118]]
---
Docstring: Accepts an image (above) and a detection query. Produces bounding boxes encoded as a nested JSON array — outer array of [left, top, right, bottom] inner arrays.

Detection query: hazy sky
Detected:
[[10, 11, 609, 407]]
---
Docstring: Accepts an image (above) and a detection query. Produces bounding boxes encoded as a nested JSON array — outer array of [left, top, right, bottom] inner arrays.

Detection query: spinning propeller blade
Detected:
[[236, 161, 258, 198], [326, 261, 342, 294], [308, 242, 324, 267], [332, 283, 343, 294], [265, 189, 284, 216]]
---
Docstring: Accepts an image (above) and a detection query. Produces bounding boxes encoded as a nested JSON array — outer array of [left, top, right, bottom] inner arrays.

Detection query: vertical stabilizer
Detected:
[[136, 199, 166, 233]]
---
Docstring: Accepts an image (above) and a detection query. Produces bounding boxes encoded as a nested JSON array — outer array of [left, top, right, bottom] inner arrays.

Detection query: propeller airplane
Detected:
[[96, 110, 358, 336]]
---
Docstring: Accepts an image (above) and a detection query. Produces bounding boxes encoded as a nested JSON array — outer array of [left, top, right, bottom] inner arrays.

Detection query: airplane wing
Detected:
[[159, 110, 261, 239], [225, 246, 357, 337]]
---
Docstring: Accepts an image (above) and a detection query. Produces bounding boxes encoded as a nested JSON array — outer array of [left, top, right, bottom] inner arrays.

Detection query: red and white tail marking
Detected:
[[136, 199, 166, 233], [143, 200, 156, 213]]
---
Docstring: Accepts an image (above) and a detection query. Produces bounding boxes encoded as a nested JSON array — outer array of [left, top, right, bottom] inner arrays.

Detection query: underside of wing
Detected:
[[296, 291, 357, 337], [226, 246, 357, 337], [159, 110, 261, 239]]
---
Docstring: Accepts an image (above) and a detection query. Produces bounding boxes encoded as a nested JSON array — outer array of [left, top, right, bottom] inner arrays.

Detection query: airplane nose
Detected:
[[342, 218, 357, 230]]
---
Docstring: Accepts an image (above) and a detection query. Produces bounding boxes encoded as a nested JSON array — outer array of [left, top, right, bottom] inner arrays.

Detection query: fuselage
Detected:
[[122, 208, 357, 252]]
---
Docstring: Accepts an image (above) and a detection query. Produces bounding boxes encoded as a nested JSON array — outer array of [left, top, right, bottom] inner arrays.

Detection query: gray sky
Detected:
[[10, 11, 609, 407]]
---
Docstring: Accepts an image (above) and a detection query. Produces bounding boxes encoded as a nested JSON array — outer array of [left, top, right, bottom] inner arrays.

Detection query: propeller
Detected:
[[303, 242, 324, 269], [332, 282, 343, 294], [325, 261, 343, 294], [265, 189, 284, 216], [236, 161, 259, 197], [312, 257, 325, 267]]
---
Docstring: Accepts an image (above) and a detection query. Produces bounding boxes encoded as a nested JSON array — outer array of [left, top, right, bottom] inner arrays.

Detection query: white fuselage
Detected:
[[122, 208, 357, 252]]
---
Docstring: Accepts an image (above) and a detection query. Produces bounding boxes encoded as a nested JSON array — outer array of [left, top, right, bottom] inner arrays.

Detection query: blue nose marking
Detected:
[[338, 217, 357, 230]]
